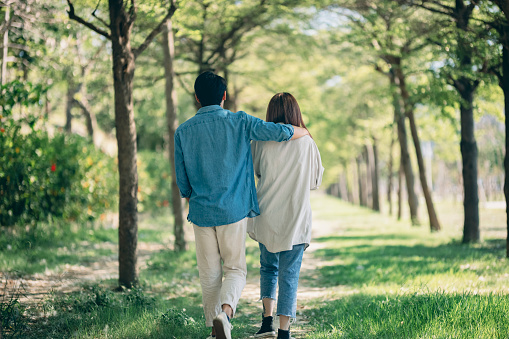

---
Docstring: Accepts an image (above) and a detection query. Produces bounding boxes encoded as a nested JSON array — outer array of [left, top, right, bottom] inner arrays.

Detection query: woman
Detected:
[[248, 92, 324, 339]]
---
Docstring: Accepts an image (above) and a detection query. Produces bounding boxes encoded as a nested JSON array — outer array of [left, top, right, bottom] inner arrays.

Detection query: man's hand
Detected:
[[290, 126, 310, 140]]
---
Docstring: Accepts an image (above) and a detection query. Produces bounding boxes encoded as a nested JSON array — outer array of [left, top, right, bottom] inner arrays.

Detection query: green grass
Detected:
[[1, 193, 508, 338]]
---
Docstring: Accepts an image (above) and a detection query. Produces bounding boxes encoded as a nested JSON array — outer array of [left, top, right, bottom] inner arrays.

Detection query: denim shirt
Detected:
[[174, 105, 294, 227]]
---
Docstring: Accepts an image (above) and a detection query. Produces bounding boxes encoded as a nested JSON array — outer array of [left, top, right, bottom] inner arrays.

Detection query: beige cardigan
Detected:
[[247, 135, 324, 253]]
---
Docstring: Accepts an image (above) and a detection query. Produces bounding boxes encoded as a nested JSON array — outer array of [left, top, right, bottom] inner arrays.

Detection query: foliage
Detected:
[[0, 130, 118, 225], [137, 151, 174, 213], [0, 278, 27, 338], [0, 80, 117, 225]]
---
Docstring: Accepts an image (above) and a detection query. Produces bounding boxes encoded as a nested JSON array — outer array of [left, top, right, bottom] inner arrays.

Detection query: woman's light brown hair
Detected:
[[266, 92, 311, 138]]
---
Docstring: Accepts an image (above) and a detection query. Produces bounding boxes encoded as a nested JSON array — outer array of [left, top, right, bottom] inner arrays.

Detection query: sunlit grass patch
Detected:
[[305, 290, 509, 338]]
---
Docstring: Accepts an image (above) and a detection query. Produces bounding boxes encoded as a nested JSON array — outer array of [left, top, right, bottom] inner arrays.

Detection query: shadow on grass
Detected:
[[312, 235, 506, 287], [0, 223, 117, 275], [305, 290, 509, 338]]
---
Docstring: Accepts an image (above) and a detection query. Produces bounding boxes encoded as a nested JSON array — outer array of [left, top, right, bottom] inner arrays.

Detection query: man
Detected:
[[174, 71, 309, 339]]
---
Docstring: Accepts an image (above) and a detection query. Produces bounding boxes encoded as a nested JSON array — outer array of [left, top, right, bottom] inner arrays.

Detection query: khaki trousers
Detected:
[[193, 218, 247, 326]]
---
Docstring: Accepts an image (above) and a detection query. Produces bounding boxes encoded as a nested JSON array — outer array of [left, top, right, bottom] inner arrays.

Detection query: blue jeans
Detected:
[[259, 243, 305, 318]]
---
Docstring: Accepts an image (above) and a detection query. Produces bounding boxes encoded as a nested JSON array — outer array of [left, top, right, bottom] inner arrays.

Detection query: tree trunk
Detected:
[[357, 154, 367, 207], [364, 145, 373, 209], [398, 160, 403, 220], [162, 19, 186, 252], [73, 92, 97, 143], [339, 171, 349, 203], [395, 68, 441, 231], [351, 158, 359, 205], [371, 137, 380, 212], [1, 6, 8, 86], [457, 79, 479, 243], [387, 125, 396, 216], [503, 44, 509, 258], [391, 72, 419, 225], [109, 0, 138, 288], [65, 82, 78, 133]]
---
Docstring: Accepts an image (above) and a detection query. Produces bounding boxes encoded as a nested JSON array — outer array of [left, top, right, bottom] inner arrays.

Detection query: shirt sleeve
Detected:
[[243, 112, 294, 142], [251, 141, 261, 179], [174, 132, 192, 198], [310, 141, 324, 190]]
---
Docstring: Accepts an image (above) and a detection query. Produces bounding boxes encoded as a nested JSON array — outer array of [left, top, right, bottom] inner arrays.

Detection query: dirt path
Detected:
[[1, 193, 342, 338]]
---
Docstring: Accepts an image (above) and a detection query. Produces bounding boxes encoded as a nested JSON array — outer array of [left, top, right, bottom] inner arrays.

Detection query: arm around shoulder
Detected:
[[291, 126, 310, 140]]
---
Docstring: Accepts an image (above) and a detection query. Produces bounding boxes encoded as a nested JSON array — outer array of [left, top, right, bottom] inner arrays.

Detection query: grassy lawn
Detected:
[[1, 194, 508, 338]]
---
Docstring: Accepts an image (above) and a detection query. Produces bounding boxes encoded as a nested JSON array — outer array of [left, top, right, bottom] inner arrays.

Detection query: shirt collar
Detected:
[[196, 105, 223, 115]]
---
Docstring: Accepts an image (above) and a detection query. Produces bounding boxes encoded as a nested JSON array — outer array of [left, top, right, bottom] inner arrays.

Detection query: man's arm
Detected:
[[290, 126, 310, 140], [244, 112, 295, 142], [174, 132, 192, 199]]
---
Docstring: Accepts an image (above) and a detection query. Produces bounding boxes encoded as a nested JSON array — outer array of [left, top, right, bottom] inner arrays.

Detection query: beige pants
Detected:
[[193, 218, 247, 327]]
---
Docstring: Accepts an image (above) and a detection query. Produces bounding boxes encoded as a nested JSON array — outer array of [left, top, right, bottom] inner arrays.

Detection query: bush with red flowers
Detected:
[[0, 81, 118, 226]]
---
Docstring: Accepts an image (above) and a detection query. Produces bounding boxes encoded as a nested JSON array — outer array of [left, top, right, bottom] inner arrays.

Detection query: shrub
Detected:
[[0, 80, 118, 226], [137, 150, 173, 213]]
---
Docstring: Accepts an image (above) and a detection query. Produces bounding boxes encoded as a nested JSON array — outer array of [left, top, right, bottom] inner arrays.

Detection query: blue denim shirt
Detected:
[[174, 105, 294, 227]]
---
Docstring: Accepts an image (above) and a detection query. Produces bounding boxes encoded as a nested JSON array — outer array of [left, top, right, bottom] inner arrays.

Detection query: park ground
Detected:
[[1, 192, 509, 338]]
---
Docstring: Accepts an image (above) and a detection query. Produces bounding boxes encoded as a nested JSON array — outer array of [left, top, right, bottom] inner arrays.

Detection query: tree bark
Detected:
[[398, 159, 403, 220], [371, 137, 381, 212], [162, 19, 186, 252], [387, 125, 396, 216], [357, 154, 367, 207], [1, 6, 8, 86], [65, 82, 76, 133], [456, 79, 479, 243], [364, 145, 373, 209], [73, 93, 97, 142], [109, 0, 139, 287], [391, 72, 419, 225], [503, 44, 509, 258], [395, 67, 441, 231]]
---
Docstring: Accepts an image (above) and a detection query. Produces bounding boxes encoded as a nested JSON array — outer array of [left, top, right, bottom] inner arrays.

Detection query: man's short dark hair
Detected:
[[194, 71, 227, 107]]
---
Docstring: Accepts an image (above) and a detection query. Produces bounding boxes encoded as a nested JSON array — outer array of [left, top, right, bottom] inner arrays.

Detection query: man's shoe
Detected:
[[254, 315, 276, 338], [213, 311, 232, 339]]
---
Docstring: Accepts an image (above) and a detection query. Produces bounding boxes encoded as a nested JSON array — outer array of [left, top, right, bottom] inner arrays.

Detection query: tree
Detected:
[[410, 0, 494, 241], [162, 19, 185, 252], [67, 0, 177, 287], [482, 0, 509, 256]]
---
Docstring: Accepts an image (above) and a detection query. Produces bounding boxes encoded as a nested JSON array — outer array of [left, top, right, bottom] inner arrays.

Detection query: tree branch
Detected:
[[92, 0, 109, 29], [67, 0, 111, 40], [133, 0, 177, 60]]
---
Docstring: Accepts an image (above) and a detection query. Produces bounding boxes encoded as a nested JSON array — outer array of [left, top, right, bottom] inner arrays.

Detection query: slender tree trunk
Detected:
[[162, 19, 186, 252], [503, 44, 509, 258], [65, 82, 77, 133], [391, 72, 419, 225], [388, 125, 396, 216], [398, 160, 403, 220], [395, 68, 441, 231], [357, 154, 367, 207], [1, 6, 9, 86], [456, 79, 479, 243], [339, 170, 349, 202], [73, 92, 97, 142], [351, 158, 359, 205], [371, 137, 380, 212], [364, 145, 373, 208], [109, 0, 138, 287]]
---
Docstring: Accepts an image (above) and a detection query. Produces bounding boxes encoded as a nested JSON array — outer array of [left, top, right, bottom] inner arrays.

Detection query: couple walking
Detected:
[[174, 71, 324, 339]]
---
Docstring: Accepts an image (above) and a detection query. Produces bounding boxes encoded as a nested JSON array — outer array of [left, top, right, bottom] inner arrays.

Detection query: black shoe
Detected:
[[277, 328, 294, 339], [254, 316, 276, 338]]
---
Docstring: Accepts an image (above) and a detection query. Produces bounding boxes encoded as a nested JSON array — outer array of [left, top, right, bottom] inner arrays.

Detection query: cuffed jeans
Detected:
[[259, 243, 305, 318], [193, 219, 247, 327]]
